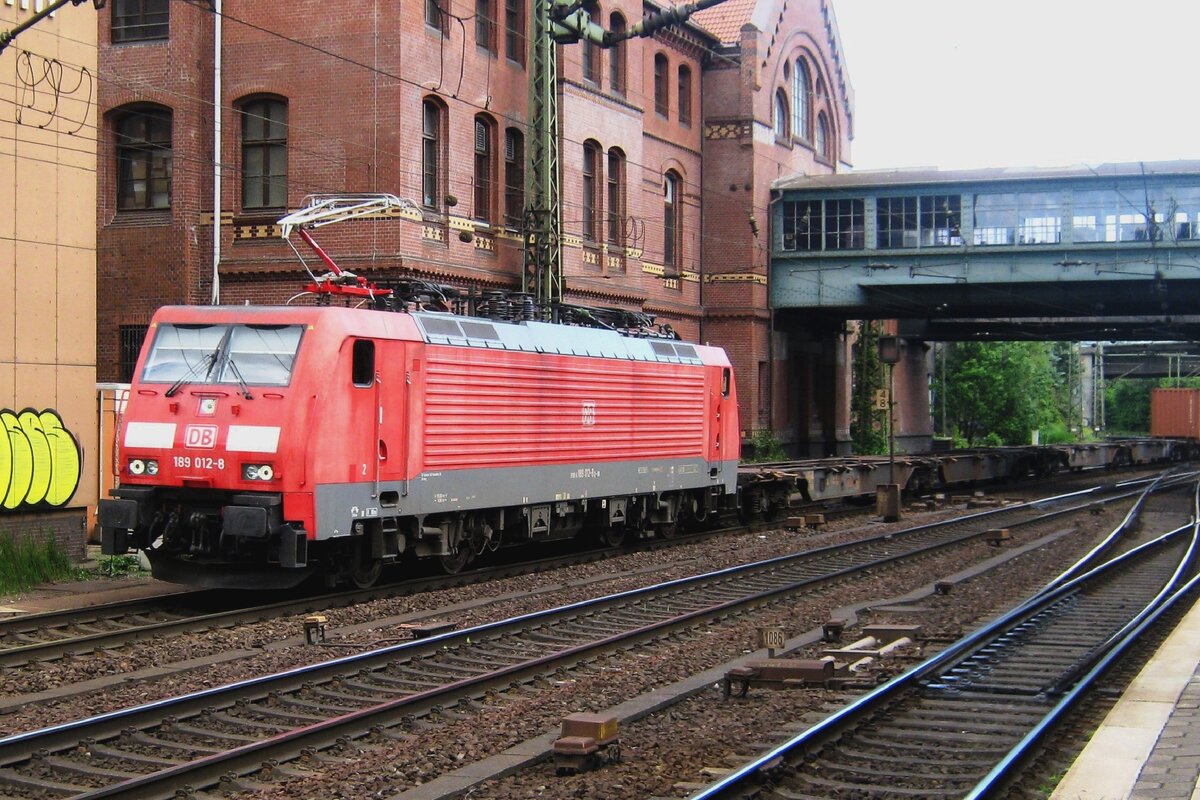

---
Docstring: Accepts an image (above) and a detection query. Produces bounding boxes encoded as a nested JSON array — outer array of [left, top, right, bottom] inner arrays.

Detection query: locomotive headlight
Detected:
[[145, 460, 160, 476], [243, 463, 275, 481], [128, 459, 146, 476]]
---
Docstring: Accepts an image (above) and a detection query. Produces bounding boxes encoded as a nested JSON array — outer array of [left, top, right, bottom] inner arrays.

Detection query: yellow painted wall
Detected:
[[1, 0, 98, 514]]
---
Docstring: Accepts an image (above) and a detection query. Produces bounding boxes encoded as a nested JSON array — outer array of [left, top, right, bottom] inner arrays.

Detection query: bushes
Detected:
[[742, 429, 788, 463], [0, 534, 80, 595]]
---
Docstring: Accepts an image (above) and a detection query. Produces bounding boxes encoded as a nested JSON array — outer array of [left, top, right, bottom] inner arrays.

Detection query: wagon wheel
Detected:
[[761, 498, 780, 522], [599, 526, 626, 547], [655, 521, 678, 539], [349, 544, 382, 589]]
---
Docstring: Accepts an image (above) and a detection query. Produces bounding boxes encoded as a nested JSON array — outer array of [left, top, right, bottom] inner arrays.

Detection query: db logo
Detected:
[[184, 425, 219, 449]]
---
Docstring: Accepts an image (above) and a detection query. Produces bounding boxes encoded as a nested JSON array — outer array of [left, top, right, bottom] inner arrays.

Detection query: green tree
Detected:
[[944, 341, 1059, 446], [1105, 378, 1152, 434]]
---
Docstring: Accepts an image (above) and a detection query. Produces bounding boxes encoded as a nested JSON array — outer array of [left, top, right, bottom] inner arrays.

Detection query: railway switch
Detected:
[[823, 618, 845, 642], [723, 658, 846, 697], [553, 713, 620, 774], [400, 622, 458, 639], [864, 624, 922, 644]]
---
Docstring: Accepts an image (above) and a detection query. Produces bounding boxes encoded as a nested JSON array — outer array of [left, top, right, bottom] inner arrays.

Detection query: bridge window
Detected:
[[973, 194, 1016, 245], [781, 199, 863, 251], [922, 195, 962, 245], [876, 196, 916, 248], [782, 200, 822, 251], [1073, 190, 1162, 243], [877, 195, 961, 248], [824, 199, 864, 249], [1167, 187, 1200, 241], [975, 192, 1062, 245], [1016, 192, 1062, 244]]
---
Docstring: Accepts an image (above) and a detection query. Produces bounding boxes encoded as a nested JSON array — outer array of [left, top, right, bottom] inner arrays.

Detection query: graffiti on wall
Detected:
[[0, 409, 82, 511]]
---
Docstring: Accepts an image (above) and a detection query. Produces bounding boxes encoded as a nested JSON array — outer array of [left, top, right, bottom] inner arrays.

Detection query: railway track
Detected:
[[0, 472, 1156, 672], [688, 483, 1200, 800], [0, 526, 744, 671], [0, 477, 1177, 799]]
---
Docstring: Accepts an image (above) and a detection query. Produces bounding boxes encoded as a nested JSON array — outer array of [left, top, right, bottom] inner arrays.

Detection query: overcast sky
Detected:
[[832, 0, 1200, 172]]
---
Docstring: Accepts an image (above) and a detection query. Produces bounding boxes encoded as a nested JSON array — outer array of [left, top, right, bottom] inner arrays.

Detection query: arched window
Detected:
[[677, 65, 692, 126], [240, 97, 287, 210], [504, 127, 524, 227], [609, 12, 627, 95], [773, 89, 789, 141], [116, 106, 172, 210], [581, 1, 600, 85], [816, 111, 830, 160], [606, 147, 625, 244], [791, 58, 810, 140], [422, 97, 446, 208], [663, 170, 681, 267], [582, 139, 601, 241], [474, 114, 496, 221], [654, 53, 669, 117]]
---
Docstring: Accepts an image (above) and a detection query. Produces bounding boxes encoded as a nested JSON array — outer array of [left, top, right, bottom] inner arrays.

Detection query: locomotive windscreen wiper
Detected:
[[225, 357, 255, 399], [165, 351, 217, 397]]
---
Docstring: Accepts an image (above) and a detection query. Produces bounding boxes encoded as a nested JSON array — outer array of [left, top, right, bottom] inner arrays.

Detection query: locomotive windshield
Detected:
[[141, 323, 304, 387]]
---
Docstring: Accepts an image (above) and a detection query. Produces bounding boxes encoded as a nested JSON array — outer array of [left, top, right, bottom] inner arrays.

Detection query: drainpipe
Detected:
[[211, 0, 222, 304]]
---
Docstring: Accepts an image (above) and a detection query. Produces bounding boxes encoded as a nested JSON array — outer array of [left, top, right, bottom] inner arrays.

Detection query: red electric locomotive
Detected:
[[98, 301, 741, 588]]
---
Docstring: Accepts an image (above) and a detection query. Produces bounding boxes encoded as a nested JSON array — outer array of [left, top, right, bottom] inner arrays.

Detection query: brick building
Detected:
[[96, 0, 853, 451]]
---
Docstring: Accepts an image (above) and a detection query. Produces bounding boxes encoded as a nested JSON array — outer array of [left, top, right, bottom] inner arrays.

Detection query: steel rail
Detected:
[[0, 525, 740, 669], [686, 482, 1200, 800], [0, 475, 1151, 671], [964, 484, 1200, 799], [0, 484, 1138, 798]]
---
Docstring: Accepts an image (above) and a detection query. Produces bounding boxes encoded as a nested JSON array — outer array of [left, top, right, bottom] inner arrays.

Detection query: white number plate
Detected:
[[173, 456, 226, 470]]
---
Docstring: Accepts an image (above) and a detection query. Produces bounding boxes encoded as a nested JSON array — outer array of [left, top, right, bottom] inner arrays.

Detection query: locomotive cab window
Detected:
[[722, 368, 731, 397], [217, 325, 303, 386], [141, 323, 303, 387], [352, 340, 375, 387]]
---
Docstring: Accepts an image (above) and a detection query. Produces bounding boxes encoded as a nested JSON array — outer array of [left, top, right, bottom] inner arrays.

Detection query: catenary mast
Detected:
[[523, 0, 729, 315]]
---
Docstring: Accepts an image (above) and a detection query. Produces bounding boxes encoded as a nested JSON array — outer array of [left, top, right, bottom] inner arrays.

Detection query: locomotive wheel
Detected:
[[350, 548, 383, 589], [439, 546, 472, 574], [655, 521, 678, 539]]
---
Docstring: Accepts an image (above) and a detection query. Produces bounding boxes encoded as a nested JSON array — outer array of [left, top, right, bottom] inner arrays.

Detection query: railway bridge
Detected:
[[769, 161, 1200, 455]]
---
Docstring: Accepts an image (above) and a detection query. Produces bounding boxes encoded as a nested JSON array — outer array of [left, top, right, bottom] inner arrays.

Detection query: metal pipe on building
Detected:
[[211, 0, 222, 304]]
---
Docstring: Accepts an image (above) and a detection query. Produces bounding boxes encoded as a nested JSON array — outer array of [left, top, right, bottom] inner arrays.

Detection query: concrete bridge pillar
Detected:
[[783, 325, 853, 457]]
